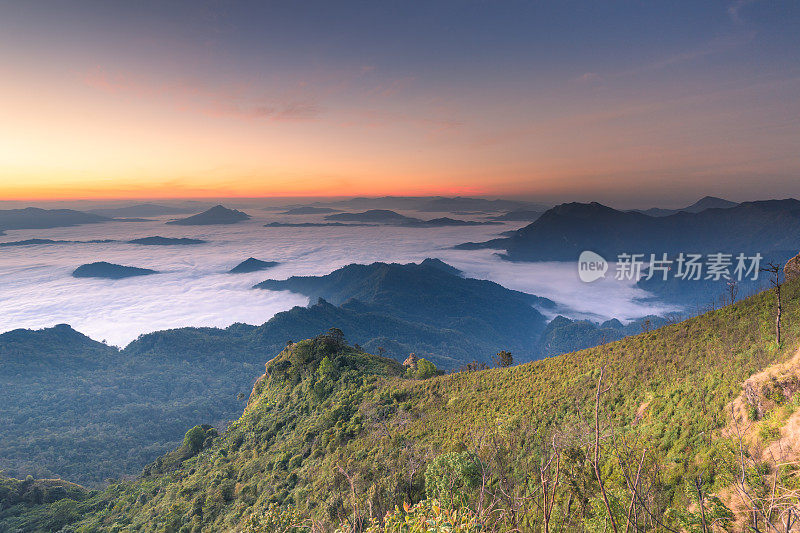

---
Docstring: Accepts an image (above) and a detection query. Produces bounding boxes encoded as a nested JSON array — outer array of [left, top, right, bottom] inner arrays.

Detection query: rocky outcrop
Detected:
[[785, 252, 800, 282]]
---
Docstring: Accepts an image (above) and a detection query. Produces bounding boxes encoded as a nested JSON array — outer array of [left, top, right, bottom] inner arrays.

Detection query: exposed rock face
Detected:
[[403, 353, 418, 370], [785, 253, 800, 282]]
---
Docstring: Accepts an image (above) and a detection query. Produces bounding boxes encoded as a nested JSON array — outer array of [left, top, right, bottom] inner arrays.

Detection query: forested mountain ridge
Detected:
[[0, 259, 600, 488], [5, 271, 800, 531], [129, 258, 558, 369], [459, 199, 800, 261], [254, 258, 553, 356], [0, 258, 755, 490], [0, 324, 258, 486]]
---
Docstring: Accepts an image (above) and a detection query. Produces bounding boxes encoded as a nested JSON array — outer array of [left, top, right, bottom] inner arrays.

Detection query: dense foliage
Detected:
[[3, 275, 799, 531], [0, 325, 258, 485]]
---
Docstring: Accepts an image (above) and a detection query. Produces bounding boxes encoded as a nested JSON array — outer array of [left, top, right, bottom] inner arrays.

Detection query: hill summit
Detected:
[[228, 257, 279, 274], [72, 261, 158, 279], [167, 205, 250, 225]]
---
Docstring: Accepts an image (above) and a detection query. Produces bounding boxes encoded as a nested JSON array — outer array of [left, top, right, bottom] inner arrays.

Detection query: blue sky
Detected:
[[0, 0, 798, 206]]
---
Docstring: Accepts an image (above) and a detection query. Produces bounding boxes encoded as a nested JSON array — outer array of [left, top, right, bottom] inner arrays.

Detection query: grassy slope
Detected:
[[4, 278, 800, 532]]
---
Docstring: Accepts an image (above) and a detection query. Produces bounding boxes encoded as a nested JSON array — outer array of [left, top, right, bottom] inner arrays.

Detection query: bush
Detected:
[[424, 451, 482, 509], [407, 358, 439, 379], [243, 502, 305, 532], [183, 426, 207, 454], [361, 499, 482, 532]]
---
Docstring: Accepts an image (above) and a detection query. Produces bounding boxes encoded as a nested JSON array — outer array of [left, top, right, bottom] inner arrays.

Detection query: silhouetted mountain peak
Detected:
[[683, 196, 738, 212], [72, 262, 159, 279], [167, 205, 250, 225], [229, 258, 279, 274], [419, 258, 463, 276]]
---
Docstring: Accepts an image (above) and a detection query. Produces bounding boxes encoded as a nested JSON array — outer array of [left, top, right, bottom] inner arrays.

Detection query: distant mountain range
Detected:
[[415, 196, 545, 212], [325, 209, 501, 227], [307, 195, 548, 213], [87, 203, 197, 218], [264, 221, 376, 228], [0, 207, 109, 235], [630, 196, 738, 217], [128, 236, 206, 245], [326, 209, 412, 223], [166, 205, 250, 225], [279, 206, 342, 215], [72, 262, 159, 279], [487, 209, 544, 221], [0, 239, 115, 247], [458, 198, 800, 262], [0, 236, 205, 247]]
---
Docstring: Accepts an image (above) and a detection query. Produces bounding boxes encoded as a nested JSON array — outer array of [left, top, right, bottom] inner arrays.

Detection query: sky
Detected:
[[1, 0, 799, 207]]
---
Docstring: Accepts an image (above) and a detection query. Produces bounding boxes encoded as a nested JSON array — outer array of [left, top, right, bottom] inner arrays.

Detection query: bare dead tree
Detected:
[[761, 262, 784, 345], [591, 367, 620, 533], [728, 405, 789, 533], [539, 435, 562, 533], [402, 442, 432, 502], [727, 279, 739, 305], [335, 463, 370, 533]]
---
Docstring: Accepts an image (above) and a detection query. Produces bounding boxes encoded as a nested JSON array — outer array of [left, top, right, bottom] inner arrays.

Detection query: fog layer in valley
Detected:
[[0, 206, 679, 346]]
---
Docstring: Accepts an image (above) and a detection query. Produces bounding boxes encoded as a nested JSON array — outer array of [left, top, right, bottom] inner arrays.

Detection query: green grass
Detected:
[[3, 278, 800, 532]]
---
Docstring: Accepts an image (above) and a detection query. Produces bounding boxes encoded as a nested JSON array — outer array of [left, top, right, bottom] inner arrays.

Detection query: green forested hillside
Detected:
[[0, 325, 258, 485], [253, 259, 553, 364], [0, 259, 628, 488], [4, 275, 799, 531]]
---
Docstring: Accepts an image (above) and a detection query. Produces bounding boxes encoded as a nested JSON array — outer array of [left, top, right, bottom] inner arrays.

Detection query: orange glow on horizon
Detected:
[[0, 175, 496, 202]]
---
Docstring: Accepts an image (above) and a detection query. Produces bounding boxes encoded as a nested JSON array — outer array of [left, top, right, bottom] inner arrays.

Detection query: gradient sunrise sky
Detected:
[[1, 1, 799, 206]]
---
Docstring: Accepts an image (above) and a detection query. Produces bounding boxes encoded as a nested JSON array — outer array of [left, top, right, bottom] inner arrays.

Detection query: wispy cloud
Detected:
[[575, 72, 600, 83], [727, 0, 759, 23], [205, 100, 321, 121], [84, 67, 323, 122]]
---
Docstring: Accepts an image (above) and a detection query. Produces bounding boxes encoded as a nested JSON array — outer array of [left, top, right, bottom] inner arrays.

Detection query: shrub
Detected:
[[360, 499, 482, 532], [407, 358, 439, 379], [183, 426, 207, 454], [424, 451, 482, 509], [243, 502, 305, 532]]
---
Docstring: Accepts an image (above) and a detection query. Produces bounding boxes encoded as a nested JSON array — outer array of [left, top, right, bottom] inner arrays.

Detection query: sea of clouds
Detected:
[[0, 206, 681, 347]]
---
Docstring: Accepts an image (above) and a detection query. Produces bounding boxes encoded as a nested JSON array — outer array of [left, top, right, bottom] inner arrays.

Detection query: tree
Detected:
[[425, 451, 482, 509], [761, 262, 783, 344], [408, 358, 439, 379], [183, 425, 206, 454], [726, 279, 739, 305], [326, 327, 345, 343], [494, 350, 513, 368]]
